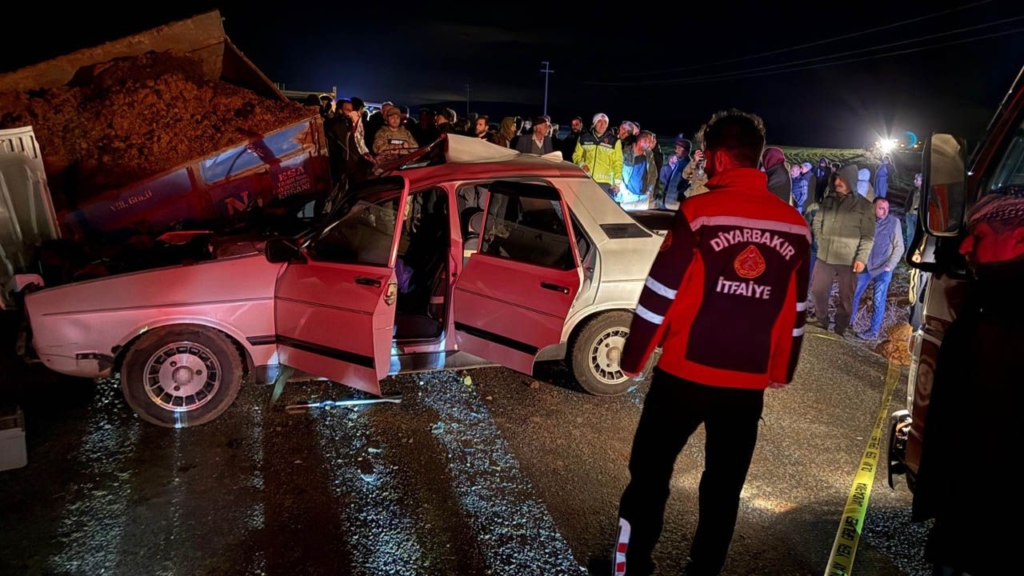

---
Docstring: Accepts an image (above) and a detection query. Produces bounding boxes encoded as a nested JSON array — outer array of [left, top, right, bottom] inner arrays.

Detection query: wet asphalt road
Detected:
[[0, 316, 932, 576]]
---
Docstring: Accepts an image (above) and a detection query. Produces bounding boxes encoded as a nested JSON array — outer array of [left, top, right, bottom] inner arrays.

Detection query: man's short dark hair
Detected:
[[873, 196, 889, 205], [697, 109, 766, 168]]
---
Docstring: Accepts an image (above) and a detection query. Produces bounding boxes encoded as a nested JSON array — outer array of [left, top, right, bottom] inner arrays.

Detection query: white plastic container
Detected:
[[0, 407, 27, 471]]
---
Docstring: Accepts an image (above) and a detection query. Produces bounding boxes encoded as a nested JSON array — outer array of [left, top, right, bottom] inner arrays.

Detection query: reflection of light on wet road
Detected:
[[745, 496, 798, 514], [47, 384, 141, 574], [243, 405, 267, 575], [316, 406, 424, 574], [421, 373, 585, 575], [154, 432, 185, 576]]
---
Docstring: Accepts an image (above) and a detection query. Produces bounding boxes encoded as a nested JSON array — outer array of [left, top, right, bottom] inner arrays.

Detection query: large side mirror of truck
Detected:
[[264, 237, 306, 264], [920, 132, 967, 237]]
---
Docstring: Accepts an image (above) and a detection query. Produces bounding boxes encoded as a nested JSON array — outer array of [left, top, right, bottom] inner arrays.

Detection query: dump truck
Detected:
[[0, 10, 332, 298]]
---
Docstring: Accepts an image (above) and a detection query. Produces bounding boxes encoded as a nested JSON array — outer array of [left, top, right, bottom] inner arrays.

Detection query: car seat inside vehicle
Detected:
[[393, 188, 449, 340], [457, 184, 490, 263]]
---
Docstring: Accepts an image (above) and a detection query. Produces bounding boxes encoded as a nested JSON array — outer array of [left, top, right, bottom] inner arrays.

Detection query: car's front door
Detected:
[[451, 180, 582, 375], [274, 176, 410, 395]]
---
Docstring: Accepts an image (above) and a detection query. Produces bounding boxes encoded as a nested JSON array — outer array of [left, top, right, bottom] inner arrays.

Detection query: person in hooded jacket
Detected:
[[857, 167, 875, 201], [810, 165, 875, 336], [912, 186, 1024, 576], [875, 155, 895, 198], [761, 147, 792, 205]]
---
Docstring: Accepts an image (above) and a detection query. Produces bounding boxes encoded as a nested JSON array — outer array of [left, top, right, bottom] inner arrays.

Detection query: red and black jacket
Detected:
[[620, 168, 811, 389]]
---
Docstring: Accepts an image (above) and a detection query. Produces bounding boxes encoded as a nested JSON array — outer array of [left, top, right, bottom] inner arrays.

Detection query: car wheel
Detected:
[[120, 326, 243, 428], [569, 311, 634, 396]]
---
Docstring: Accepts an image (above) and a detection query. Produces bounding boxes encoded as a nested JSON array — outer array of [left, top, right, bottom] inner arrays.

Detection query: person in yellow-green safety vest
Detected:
[[573, 112, 624, 199]]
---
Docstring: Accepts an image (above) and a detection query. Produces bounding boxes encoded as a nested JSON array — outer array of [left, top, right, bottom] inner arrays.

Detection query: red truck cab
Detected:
[[888, 64, 1024, 489]]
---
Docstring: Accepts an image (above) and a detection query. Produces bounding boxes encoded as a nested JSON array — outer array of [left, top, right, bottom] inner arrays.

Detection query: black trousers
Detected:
[[616, 370, 765, 576]]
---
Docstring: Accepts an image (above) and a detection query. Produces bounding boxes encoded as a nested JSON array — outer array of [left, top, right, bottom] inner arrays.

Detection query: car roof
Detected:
[[364, 134, 588, 192]]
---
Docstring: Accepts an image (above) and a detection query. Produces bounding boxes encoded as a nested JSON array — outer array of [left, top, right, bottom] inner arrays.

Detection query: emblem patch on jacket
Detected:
[[734, 245, 766, 279]]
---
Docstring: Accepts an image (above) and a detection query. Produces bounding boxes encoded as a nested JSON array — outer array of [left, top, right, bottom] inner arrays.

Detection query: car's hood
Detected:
[[25, 252, 284, 318]]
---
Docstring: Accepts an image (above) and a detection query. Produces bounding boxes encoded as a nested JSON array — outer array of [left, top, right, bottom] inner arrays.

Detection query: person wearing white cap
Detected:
[[572, 112, 624, 199]]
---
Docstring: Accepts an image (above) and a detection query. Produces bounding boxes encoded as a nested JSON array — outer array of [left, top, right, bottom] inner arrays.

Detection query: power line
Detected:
[[587, 15, 1024, 86], [600, 26, 1024, 87], [620, 0, 995, 78]]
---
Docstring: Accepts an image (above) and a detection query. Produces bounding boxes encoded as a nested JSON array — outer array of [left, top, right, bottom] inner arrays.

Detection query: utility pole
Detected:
[[465, 84, 471, 119], [540, 61, 554, 117]]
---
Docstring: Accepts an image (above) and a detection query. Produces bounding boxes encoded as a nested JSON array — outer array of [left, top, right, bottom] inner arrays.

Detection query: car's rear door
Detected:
[[451, 180, 582, 375]]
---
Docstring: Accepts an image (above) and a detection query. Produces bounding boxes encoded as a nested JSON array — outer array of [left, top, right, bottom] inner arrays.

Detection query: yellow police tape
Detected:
[[824, 360, 901, 576]]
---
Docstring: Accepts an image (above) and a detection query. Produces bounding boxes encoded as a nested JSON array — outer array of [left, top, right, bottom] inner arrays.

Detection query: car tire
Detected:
[[569, 311, 635, 396], [120, 325, 243, 428]]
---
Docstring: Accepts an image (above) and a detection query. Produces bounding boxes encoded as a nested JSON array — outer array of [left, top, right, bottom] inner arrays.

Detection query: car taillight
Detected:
[[384, 282, 398, 306]]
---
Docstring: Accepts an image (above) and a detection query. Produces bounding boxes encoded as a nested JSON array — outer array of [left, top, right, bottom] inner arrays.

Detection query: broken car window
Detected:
[[307, 197, 405, 266], [480, 191, 575, 270]]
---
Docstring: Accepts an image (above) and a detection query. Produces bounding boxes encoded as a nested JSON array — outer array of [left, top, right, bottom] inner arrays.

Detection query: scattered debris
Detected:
[[529, 381, 541, 389], [284, 395, 402, 414]]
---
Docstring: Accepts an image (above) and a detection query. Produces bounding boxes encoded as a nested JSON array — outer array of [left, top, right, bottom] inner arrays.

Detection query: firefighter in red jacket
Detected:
[[611, 110, 811, 576]]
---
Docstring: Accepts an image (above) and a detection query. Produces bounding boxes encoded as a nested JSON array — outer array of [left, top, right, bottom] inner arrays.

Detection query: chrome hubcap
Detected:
[[144, 341, 221, 412], [589, 327, 629, 385]]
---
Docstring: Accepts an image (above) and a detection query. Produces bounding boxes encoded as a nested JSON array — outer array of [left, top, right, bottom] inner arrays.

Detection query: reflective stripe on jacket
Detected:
[[572, 129, 623, 186], [620, 168, 812, 389]]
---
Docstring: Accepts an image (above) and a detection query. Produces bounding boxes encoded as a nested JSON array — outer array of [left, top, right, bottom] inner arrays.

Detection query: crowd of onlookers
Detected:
[[314, 95, 920, 342], [302, 95, 1024, 576]]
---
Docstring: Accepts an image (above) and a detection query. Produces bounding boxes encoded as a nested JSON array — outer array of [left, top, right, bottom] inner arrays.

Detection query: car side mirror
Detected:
[[921, 132, 967, 237], [264, 237, 306, 264]]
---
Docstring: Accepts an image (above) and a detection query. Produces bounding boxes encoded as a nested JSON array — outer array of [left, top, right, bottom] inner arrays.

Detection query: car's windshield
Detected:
[[987, 116, 1024, 191], [305, 197, 404, 266]]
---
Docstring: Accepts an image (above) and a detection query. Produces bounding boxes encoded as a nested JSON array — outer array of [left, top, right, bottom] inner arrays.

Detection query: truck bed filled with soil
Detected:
[[0, 51, 312, 211]]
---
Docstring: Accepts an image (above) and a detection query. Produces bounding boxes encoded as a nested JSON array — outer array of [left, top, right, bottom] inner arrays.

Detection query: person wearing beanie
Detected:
[[660, 135, 692, 209], [572, 112, 624, 198], [912, 185, 1024, 576], [760, 147, 792, 205], [435, 108, 457, 135]]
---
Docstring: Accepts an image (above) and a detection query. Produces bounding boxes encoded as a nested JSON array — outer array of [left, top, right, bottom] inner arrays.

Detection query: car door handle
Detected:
[[355, 276, 381, 287], [540, 282, 570, 294]]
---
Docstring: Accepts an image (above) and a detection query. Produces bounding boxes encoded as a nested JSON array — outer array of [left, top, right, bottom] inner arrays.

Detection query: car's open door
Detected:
[[451, 180, 582, 375], [274, 176, 410, 395]]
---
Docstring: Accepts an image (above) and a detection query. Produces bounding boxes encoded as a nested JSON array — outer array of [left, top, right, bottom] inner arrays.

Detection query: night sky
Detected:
[[3, 0, 1022, 148]]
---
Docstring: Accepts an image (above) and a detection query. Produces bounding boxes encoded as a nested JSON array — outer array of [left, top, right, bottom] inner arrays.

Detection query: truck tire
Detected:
[[120, 326, 243, 428], [569, 311, 634, 396]]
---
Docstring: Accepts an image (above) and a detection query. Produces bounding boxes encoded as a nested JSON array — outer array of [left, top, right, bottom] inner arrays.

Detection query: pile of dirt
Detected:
[[875, 322, 914, 366], [0, 51, 311, 210]]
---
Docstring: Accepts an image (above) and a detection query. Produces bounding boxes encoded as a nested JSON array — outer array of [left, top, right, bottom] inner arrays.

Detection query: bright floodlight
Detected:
[[878, 139, 897, 154]]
